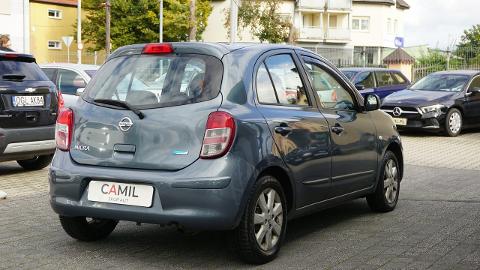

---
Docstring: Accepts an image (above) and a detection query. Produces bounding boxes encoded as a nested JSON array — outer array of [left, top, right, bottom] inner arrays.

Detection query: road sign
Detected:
[[62, 36, 73, 47], [394, 37, 405, 48]]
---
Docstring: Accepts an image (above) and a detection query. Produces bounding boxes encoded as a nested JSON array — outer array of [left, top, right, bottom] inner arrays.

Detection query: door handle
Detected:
[[274, 125, 292, 136], [331, 124, 344, 135]]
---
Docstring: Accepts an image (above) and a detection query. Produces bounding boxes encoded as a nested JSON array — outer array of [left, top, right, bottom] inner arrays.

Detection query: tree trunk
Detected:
[[189, 0, 197, 41]]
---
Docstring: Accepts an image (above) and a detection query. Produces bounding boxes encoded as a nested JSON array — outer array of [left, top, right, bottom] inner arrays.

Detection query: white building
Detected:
[[0, 0, 30, 53], [202, 0, 410, 66]]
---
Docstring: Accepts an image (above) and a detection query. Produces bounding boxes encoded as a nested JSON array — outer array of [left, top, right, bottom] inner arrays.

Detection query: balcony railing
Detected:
[[298, 0, 326, 10], [325, 28, 351, 41], [299, 27, 325, 40], [327, 0, 352, 10]]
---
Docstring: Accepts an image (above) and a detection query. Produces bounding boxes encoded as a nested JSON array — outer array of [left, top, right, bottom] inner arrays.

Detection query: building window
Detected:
[[352, 17, 369, 31], [394, 19, 398, 34], [48, 41, 62, 50], [48, 9, 62, 19], [329, 15, 338, 28]]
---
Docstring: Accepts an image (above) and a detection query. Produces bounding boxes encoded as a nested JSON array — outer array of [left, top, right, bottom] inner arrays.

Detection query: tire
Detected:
[[366, 151, 401, 212], [59, 216, 118, 242], [232, 175, 288, 264], [445, 108, 463, 137], [17, 154, 53, 170]]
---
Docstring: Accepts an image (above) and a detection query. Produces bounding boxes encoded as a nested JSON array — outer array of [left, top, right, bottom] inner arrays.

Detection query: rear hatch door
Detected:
[[0, 55, 58, 128], [70, 49, 224, 171]]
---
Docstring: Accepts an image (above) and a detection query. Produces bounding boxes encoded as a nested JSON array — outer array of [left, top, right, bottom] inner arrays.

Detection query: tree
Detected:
[[225, 0, 292, 43], [81, 0, 212, 52], [456, 24, 480, 60]]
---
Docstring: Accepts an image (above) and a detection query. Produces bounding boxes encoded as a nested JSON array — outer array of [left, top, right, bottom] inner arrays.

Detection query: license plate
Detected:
[[12, 95, 44, 107], [392, 118, 407, 126], [88, 181, 154, 207]]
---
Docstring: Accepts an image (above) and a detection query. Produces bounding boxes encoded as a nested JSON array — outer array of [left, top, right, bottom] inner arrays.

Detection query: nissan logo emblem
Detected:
[[119, 117, 133, 132], [393, 107, 403, 117]]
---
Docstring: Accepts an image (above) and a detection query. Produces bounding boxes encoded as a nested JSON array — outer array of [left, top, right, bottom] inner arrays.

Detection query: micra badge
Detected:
[[74, 145, 90, 151]]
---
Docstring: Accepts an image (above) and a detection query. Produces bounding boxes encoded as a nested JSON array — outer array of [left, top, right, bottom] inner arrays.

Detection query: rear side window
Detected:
[[256, 54, 310, 106], [57, 69, 86, 95], [375, 71, 395, 87], [0, 59, 48, 81], [354, 72, 375, 88], [86, 54, 222, 108], [391, 72, 407, 84], [42, 68, 56, 81]]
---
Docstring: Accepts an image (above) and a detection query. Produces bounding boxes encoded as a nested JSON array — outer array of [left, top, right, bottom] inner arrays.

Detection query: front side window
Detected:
[[354, 72, 375, 89], [86, 54, 223, 108], [391, 72, 407, 84], [57, 69, 86, 95], [469, 76, 480, 92], [376, 71, 395, 87], [303, 58, 355, 110], [258, 54, 310, 106]]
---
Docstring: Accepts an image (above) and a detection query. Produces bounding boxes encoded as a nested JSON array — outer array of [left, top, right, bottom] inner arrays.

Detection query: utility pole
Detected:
[[159, 0, 163, 43], [77, 0, 82, 64], [105, 0, 111, 55], [189, 0, 197, 41], [229, 0, 238, 44]]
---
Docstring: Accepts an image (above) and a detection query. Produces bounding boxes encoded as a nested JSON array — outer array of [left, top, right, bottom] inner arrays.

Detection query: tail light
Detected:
[[200, 111, 236, 159], [55, 108, 73, 151]]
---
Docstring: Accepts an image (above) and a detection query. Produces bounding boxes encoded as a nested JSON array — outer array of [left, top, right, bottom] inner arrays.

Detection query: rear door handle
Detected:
[[331, 124, 344, 135], [274, 125, 292, 136]]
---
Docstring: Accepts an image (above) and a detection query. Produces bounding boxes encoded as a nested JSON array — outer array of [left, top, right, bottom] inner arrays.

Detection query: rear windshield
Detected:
[[0, 59, 48, 81], [85, 54, 223, 109]]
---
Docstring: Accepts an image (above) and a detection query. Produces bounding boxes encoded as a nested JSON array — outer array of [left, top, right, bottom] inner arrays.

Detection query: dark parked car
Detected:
[[0, 51, 60, 169], [340, 68, 410, 99], [50, 43, 403, 264], [381, 70, 480, 137]]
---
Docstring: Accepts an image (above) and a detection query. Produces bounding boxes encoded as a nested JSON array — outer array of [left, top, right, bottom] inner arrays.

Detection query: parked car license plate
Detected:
[[392, 118, 407, 126], [88, 181, 154, 207], [12, 95, 44, 107]]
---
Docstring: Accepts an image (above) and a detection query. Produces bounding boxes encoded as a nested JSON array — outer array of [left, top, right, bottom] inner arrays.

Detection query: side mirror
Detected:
[[467, 87, 480, 95], [76, 88, 85, 96], [364, 94, 380, 111], [355, 84, 365, 91]]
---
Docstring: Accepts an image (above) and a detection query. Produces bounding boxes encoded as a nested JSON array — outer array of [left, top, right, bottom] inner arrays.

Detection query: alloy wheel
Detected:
[[384, 159, 399, 204], [254, 188, 284, 251]]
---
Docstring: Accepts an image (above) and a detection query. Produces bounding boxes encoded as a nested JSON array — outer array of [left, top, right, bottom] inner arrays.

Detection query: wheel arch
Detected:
[[257, 166, 295, 213], [385, 141, 404, 181]]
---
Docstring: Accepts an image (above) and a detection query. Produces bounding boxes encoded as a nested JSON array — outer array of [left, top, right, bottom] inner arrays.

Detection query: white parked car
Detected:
[[41, 63, 99, 107]]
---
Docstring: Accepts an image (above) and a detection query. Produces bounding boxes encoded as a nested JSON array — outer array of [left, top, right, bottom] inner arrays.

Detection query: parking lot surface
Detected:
[[1, 132, 480, 270]]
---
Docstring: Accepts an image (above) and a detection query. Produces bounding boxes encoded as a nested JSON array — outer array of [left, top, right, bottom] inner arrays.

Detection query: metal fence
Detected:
[[37, 51, 107, 65], [412, 47, 480, 81]]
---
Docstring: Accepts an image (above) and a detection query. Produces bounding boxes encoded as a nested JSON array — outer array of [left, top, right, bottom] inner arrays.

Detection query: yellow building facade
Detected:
[[30, 0, 78, 64]]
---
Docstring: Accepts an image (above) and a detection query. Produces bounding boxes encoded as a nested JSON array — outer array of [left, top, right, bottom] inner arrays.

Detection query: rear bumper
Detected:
[[49, 150, 256, 230], [0, 126, 55, 161]]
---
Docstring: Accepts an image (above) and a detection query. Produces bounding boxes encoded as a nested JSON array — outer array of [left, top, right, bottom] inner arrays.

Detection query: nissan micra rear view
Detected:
[[50, 43, 404, 264]]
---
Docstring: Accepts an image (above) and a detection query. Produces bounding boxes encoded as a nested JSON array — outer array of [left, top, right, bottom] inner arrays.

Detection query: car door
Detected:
[[254, 50, 332, 208], [464, 75, 480, 124], [374, 71, 397, 99], [300, 55, 378, 197]]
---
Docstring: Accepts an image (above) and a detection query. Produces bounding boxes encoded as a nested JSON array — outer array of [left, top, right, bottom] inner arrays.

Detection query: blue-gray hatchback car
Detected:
[[50, 43, 403, 264]]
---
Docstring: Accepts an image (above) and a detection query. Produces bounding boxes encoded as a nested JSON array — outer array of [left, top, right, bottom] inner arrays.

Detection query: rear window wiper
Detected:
[[93, 99, 145, 119], [2, 74, 26, 81]]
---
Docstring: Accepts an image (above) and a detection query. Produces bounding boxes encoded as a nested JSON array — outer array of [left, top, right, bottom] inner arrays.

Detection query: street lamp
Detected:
[[159, 0, 163, 43]]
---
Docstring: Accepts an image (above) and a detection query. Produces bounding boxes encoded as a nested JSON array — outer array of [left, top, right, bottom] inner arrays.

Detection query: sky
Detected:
[[404, 0, 480, 49]]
